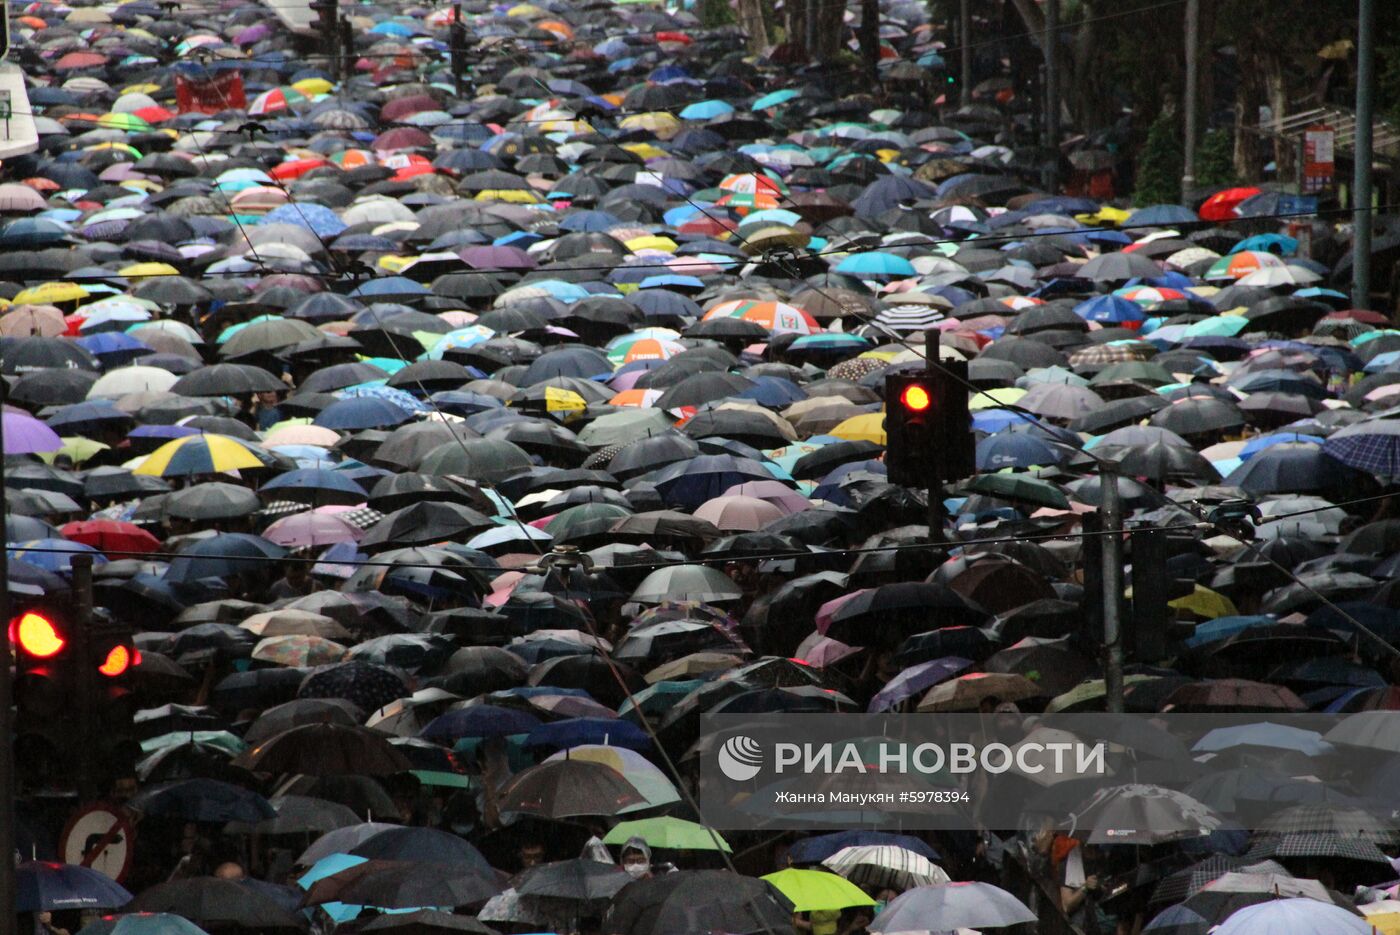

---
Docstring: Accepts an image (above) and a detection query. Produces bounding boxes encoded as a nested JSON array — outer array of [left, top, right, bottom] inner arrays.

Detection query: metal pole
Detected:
[[1043, 0, 1059, 193], [1353, 0, 1375, 310], [1099, 463, 1125, 714], [0, 450, 14, 927], [924, 329, 947, 546], [958, 0, 971, 106], [1181, 0, 1199, 202], [70, 553, 98, 803]]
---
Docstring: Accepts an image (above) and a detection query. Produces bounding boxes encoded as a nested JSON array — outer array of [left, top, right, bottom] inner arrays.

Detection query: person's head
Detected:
[[110, 773, 138, 804], [256, 390, 281, 407], [619, 836, 652, 879], [283, 559, 308, 584], [214, 861, 245, 880], [518, 841, 545, 869], [978, 695, 1001, 714]]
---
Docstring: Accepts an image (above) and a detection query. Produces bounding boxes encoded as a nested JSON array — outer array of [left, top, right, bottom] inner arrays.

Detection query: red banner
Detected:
[[175, 71, 246, 114]]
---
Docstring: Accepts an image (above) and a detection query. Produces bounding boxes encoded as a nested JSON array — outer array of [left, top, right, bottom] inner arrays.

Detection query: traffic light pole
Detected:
[[70, 554, 99, 803], [1099, 462, 1126, 714], [0, 452, 15, 926]]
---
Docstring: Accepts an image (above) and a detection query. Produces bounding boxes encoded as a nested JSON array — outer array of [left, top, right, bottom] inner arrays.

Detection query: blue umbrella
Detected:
[[8, 538, 107, 573], [260, 203, 348, 238], [349, 277, 431, 298], [1074, 294, 1146, 324], [17, 861, 133, 912], [421, 704, 541, 742], [525, 717, 651, 752], [46, 401, 133, 433], [975, 432, 1064, 470], [164, 534, 285, 584], [833, 252, 916, 277], [1124, 204, 1199, 226], [314, 396, 414, 430], [261, 468, 369, 502]]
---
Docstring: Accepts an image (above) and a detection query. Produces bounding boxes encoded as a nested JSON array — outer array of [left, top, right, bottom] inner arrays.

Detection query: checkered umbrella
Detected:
[[1322, 419, 1400, 477], [1257, 805, 1400, 845], [1246, 832, 1393, 865], [1149, 857, 1287, 906]]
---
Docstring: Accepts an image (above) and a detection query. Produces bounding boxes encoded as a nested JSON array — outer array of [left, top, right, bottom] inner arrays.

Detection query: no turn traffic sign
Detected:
[[59, 805, 135, 884]]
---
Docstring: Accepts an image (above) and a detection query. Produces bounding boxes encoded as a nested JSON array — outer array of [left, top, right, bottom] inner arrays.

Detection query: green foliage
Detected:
[[1133, 110, 1183, 206], [1195, 129, 1237, 188], [698, 0, 734, 28]]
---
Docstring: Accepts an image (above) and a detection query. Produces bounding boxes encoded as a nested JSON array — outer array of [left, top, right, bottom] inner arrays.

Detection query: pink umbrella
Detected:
[[799, 636, 863, 668], [815, 589, 866, 634], [692, 495, 784, 531], [262, 512, 363, 547], [722, 480, 811, 515]]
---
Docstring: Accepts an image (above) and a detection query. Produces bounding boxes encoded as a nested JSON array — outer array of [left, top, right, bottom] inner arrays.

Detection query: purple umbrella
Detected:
[[868, 657, 974, 712], [3, 410, 63, 454]]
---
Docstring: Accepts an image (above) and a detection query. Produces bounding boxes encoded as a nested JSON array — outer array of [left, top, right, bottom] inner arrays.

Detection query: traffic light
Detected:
[[11, 602, 139, 796], [884, 364, 974, 489]]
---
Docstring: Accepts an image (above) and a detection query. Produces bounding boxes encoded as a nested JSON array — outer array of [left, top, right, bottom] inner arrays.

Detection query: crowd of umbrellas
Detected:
[[6, 0, 1400, 932]]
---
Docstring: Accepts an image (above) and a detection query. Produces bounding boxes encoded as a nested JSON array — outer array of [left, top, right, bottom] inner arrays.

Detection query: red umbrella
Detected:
[[1199, 186, 1262, 222], [270, 157, 331, 180], [59, 520, 161, 555]]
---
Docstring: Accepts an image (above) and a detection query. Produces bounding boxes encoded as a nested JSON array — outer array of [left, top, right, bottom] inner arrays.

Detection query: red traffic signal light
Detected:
[[13, 612, 65, 658], [98, 645, 133, 678], [900, 384, 933, 412]]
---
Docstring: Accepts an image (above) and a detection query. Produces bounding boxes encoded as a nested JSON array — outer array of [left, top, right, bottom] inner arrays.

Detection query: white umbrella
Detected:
[[870, 882, 1034, 932], [1214, 898, 1370, 935], [822, 845, 950, 891]]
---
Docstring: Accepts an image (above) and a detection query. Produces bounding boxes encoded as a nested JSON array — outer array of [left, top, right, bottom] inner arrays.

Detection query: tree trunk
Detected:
[[859, 0, 879, 85], [736, 0, 771, 53], [811, 0, 845, 63]]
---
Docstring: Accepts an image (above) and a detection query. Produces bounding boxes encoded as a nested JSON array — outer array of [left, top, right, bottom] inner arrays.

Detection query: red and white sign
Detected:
[[59, 805, 135, 884], [1303, 125, 1335, 193]]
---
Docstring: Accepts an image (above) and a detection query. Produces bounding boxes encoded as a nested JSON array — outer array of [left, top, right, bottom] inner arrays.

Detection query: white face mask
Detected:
[[623, 862, 649, 879]]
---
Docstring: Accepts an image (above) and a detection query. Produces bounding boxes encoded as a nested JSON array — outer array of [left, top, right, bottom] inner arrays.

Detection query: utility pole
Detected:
[[958, 0, 971, 106], [1099, 462, 1125, 714], [1353, 0, 1374, 310], [338, 16, 354, 83], [1181, 0, 1199, 203], [1043, 0, 1059, 193]]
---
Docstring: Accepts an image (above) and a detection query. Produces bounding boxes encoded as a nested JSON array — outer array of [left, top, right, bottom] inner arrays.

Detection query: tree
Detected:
[[1133, 109, 1183, 206], [1195, 129, 1237, 188]]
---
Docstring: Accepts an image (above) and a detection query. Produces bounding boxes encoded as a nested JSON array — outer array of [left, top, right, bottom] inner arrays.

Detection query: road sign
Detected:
[[1303, 125, 1335, 193], [59, 805, 135, 884]]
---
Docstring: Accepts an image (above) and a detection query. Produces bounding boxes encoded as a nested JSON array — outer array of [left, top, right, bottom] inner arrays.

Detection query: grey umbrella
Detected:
[[630, 564, 743, 604], [1067, 784, 1224, 845], [870, 881, 1035, 932]]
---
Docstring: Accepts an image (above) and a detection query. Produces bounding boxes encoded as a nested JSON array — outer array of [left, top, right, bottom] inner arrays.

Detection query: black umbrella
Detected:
[[516, 858, 632, 901], [303, 859, 501, 909], [496, 760, 645, 818], [128, 778, 276, 824], [234, 723, 413, 776], [605, 871, 794, 935], [171, 363, 286, 396], [133, 877, 306, 930]]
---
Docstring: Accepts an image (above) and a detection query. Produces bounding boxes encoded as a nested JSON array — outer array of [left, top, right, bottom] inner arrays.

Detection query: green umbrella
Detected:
[[760, 869, 875, 912], [577, 409, 673, 448], [603, 817, 732, 852], [1046, 674, 1158, 713], [963, 473, 1071, 509], [140, 730, 247, 756]]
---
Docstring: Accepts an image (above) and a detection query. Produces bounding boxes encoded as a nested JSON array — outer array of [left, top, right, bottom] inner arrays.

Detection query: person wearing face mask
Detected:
[[619, 837, 654, 880]]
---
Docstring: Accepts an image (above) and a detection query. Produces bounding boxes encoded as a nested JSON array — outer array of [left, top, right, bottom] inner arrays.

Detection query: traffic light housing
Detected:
[[884, 364, 974, 489], [11, 602, 139, 796]]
